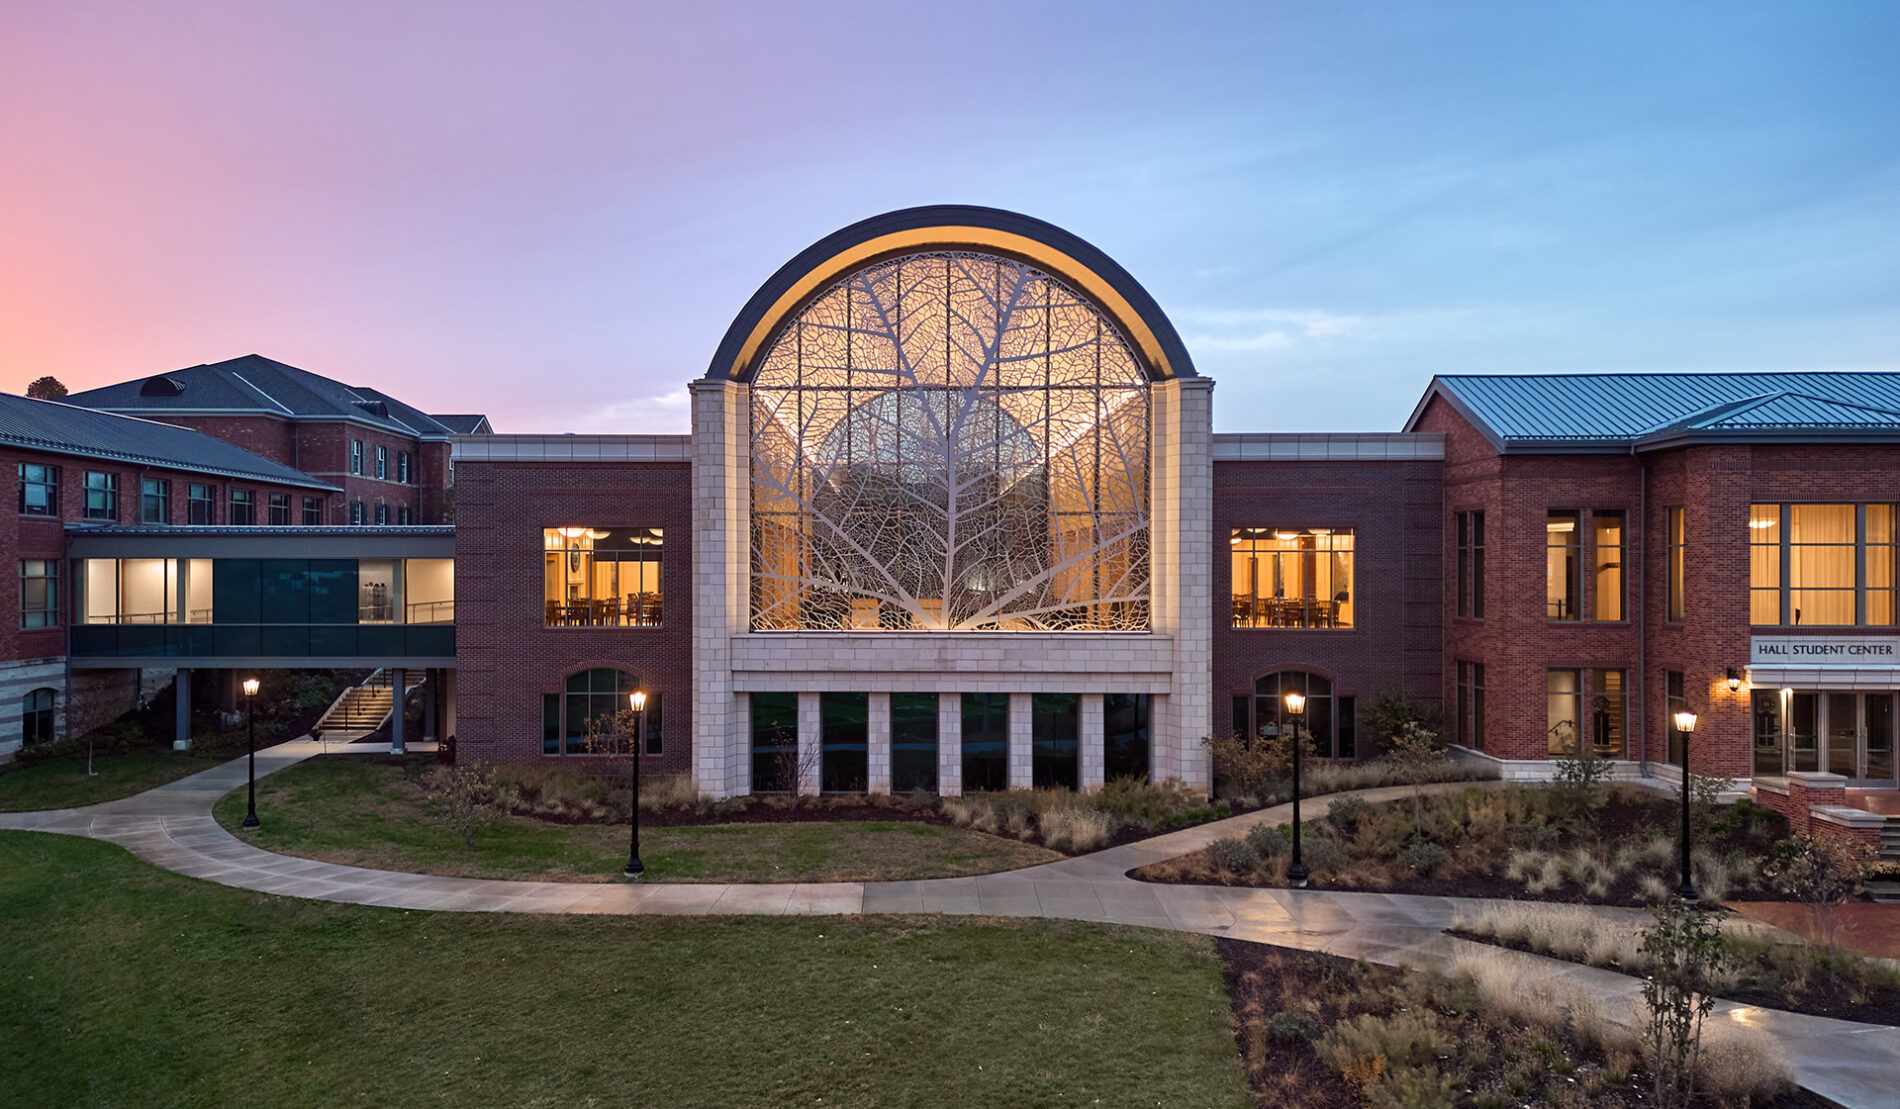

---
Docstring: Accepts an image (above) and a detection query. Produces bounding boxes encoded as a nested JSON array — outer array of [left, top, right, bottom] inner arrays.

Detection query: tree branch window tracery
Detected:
[[749, 251, 1150, 632]]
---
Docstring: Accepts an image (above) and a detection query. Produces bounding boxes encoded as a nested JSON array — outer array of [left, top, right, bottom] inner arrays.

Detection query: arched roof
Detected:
[[705, 205, 1198, 384]]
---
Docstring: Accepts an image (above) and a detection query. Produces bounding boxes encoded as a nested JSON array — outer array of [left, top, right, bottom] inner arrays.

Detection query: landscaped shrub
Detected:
[[1244, 822, 1288, 858], [1207, 836, 1260, 873], [1039, 808, 1111, 852], [1323, 794, 1375, 836], [1262, 1009, 1321, 1044], [1093, 777, 1211, 830], [1397, 841, 1450, 876], [1298, 835, 1347, 874], [1639, 900, 1732, 1109]]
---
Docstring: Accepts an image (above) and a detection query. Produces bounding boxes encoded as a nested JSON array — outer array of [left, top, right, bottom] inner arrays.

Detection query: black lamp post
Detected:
[[1285, 690, 1309, 887], [241, 677, 261, 830], [625, 690, 647, 877], [1674, 707, 1698, 901]]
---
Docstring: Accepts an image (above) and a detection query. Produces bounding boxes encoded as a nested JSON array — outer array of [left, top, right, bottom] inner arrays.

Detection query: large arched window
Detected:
[[749, 251, 1151, 632], [22, 688, 55, 746], [1251, 671, 1357, 759]]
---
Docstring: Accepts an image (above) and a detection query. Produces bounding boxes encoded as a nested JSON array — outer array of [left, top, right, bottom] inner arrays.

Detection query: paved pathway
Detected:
[[4, 738, 1897, 1108]]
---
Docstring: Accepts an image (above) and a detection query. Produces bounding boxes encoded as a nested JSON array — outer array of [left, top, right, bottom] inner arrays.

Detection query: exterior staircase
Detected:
[[1873, 817, 1900, 903], [315, 669, 424, 735]]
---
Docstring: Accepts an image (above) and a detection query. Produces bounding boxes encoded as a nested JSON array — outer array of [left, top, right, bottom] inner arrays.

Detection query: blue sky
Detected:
[[3, 1, 1895, 432]]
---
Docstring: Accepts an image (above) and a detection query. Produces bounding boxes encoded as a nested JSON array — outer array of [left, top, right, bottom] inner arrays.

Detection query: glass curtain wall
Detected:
[[544, 528, 663, 627], [821, 692, 868, 792], [1103, 693, 1151, 781], [1230, 528, 1355, 628], [750, 692, 799, 791], [1031, 693, 1079, 789], [890, 693, 939, 792], [961, 693, 1008, 791]]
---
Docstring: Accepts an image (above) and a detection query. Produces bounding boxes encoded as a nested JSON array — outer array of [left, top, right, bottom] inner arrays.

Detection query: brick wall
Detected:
[[451, 459, 693, 774], [1211, 456, 1443, 755]]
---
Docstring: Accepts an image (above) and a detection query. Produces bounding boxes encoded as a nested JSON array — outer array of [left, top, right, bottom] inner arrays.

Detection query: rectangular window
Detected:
[[140, 478, 170, 524], [1546, 511, 1580, 620], [543, 527, 663, 627], [1590, 669, 1628, 758], [891, 693, 938, 792], [82, 472, 118, 521], [820, 692, 868, 793], [375, 445, 388, 480], [187, 484, 216, 525], [962, 692, 1009, 792], [302, 497, 324, 525], [396, 507, 412, 525], [1790, 504, 1855, 626], [350, 440, 364, 476], [1031, 693, 1079, 790], [1230, 527, 1356, 628], [1666, 670, 1687, 766], [1750, 504, 1781, 624], [1103, 693, 1151, 781], [268, 494, 290, 526], [1592, 510, 1625, 621], [1472, 663, 1485, 752], [20, 560, 57, 628], [1455, 513, 1469, 618], [397, 451, 412, 484], [18, 464, 58, 516], [750, 691, 799, 791], [1547, 668, 1582, 755], [1667, 507, 1686, 622], [1868, 505, 1895, 626], [373, 504, 389, 525], [1471, 512, 1485, 619], [1455, 661, 1470, 747], [228, 490, 256, 526], [349, 501, 365, 525]]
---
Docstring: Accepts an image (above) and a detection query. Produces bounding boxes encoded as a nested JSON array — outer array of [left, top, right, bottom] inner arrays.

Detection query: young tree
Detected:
[[422, 762, 499, 851], [1639, 899, 1731, 1109], [25, 376, 67, 400], [583, 705, 643, 815], [1382, 720, 1449, 827], [1762, 834, 1867, 958]]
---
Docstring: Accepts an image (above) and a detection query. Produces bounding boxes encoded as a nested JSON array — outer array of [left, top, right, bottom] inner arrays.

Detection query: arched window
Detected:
[[749, 251, 1151, 632], [22, 688, 55, 746], [541, 669, 658, 756], [1251, 672, 1356, 759]]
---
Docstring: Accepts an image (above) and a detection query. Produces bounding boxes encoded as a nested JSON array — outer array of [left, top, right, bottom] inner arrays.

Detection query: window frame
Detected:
[[302, 496, 324, 526], [375, 445, 388, 480], [82, 471, 118, 521], [18, 463, 58, 517], [267, 493, 290, 526], [187, 483, 216, 525], [19, 559, 58, 629], [1546, 510, 1581, 621], [22, 688, 55, 746], [140, 478, 171, 525], [540, 669, 656, 757], [1666, 506, 1686, 623], [543, 527, 664, 628], [1750, 502, 1897, 628], [1229, 527, 1356, 630], [228, 489, 256, 526], [350, 440, 364, 476]]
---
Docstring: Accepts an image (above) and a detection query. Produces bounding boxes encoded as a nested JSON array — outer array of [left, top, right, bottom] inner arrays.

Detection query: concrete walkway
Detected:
[[3, 738, 1896, 1108]]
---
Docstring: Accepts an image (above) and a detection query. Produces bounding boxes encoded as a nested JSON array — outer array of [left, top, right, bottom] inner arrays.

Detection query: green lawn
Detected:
[[0, 748, 227, 812], [213, 754, 1062, 882], [1, 831, 1248, 1108]]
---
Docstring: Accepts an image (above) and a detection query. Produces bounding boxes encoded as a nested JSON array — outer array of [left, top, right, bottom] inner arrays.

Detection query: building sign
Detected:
[[1750, 635, 1900, 665]]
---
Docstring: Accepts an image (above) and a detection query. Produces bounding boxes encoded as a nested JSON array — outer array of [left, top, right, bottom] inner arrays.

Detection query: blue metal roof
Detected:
[[0, 394, 341, 491], [1411, 372, 1900, 447]]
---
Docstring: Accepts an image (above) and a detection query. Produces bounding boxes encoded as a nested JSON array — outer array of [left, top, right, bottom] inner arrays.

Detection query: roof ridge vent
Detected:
[[138, 375, 186, 397]]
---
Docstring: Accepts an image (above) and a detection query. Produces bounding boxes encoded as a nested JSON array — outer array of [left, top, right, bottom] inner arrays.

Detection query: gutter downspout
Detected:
[[1637, 446, 1648, 775]]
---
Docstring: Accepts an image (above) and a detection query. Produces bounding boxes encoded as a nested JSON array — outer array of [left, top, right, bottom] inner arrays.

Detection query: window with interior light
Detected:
[[748, 251, 1150, 632], [543, 527, 662, 627], [1231, 528, 1354, 628], [1749, 503, 1896, 626]]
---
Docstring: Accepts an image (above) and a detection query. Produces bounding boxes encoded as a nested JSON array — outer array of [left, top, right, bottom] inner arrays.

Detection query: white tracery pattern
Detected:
[[750, 251, 1151, 631]]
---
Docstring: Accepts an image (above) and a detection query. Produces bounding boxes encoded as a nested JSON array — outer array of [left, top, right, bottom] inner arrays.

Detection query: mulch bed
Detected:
[[1448, 929, 1900, 1027]]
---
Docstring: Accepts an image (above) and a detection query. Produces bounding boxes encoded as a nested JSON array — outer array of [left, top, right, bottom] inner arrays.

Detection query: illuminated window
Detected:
[[749, 252, 1149, 632], [1666, 507, 1686, 622], [543, 527, 662, 627], [1230, 528, 1355, 628], [1751, 504, 1897, 626], [1546, 512, 1580, 620], [1589, 669, 1628, 757], [1546, 669, 1582, 755], [1593, 511, 1625, 621]]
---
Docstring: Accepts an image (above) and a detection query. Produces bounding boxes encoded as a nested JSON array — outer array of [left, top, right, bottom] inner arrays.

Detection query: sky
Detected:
[[2, 1, 1896, 434]]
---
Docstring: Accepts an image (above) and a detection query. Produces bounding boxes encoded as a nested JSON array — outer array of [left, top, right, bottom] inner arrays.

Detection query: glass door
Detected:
[[1789, 693, 1819, 773], [1860, 693, 1896, 787], [1752, 690, 1783, 776], [1827, 692, 1860, 777]]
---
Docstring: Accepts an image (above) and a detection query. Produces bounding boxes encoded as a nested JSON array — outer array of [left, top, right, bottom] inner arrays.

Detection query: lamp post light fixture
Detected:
[[1673, 708, 1699, 901], [1284, 690, 1309, 887], [625, 690, 648, 878], [241, 677, 262, 830]]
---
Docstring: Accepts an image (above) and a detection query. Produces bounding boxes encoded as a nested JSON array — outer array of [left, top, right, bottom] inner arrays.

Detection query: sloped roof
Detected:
[[432, 414, 492, 434], [65, 354, 483, 440], [0, 394, 340, 490], [1406, 372, 1900, 451]]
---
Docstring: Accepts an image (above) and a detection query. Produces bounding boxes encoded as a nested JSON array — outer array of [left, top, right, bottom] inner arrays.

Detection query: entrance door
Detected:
[[1827, 692, 1860, 778], [1861, 693, 1896, 787]]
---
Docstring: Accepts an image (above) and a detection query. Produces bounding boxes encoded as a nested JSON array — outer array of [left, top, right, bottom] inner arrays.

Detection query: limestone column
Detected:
[[797, 691, 821, 796], [1149, 376, 1215, 792], [937, 693, 963, 797], [1080, 693, 1106, 792], [690, 380, 751, 797], [172, 668, 192, 750], [867, 692, 892, 794], [1008, 692, 1033, 790], [389, 667, 406, 754]]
